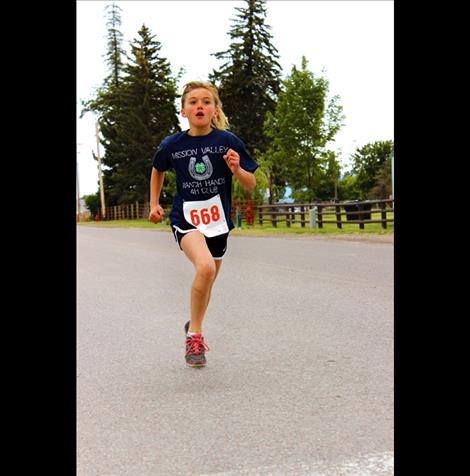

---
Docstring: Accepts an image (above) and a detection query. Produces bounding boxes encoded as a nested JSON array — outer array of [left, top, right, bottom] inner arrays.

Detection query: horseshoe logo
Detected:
[[188, 155, 213, 180]]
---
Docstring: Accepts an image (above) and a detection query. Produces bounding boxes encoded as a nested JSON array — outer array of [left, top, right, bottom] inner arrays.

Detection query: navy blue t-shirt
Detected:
[[152, 128, 258, 232]]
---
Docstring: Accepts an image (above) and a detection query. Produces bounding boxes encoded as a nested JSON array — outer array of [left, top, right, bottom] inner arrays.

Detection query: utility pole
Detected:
[[391, 149, 394, 199], [95, 122, 106, 219]]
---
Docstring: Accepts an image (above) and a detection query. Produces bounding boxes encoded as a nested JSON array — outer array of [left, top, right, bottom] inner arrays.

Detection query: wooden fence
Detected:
[[76, 201, 150, 222], [257, 199, 394, 229], [77, 198, 394, 229]]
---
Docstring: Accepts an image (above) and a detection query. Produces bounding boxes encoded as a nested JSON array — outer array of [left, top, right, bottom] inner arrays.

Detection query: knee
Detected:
[[196, 260, 216, 282]]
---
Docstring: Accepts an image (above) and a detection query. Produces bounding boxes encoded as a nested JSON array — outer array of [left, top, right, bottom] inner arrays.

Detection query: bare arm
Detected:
[[223, 149, 257, 192], [233, 167, 256, 192], [149, 167, 166, 223]]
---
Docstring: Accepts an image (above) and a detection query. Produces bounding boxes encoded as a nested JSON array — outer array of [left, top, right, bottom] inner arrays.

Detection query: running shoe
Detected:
[[184, 321, 209, 367]]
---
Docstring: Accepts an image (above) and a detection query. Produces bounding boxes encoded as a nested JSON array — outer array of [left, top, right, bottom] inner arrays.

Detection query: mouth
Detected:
[[195, 112, 204, 117]]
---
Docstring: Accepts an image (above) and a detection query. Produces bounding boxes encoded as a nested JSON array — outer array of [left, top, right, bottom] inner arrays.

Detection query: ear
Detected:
[[181, 108, 187, 118]]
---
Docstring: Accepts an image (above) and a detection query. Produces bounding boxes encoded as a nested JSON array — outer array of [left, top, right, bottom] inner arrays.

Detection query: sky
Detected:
[[76, 0, 393, 198]]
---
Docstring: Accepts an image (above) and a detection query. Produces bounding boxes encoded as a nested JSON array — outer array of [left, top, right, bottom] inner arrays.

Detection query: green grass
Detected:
[[79, 219, 166, 229], [78, 212, 394, 236]]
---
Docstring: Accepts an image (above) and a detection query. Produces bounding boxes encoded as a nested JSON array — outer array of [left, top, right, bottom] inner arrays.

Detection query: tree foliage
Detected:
[[100, 24, 180, 205], [209, 0, 282, 157], [262, 56, 345, 202], [83, 193, 101, 218], [80, 3, 125, 120], [336, 173, 360, 201], [104, 3, 126, 89], [349, 140, 394, 199], [370, 155, 392, 199]]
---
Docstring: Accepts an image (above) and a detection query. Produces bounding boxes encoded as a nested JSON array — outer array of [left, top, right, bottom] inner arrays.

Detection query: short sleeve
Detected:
[[230, 133, 259, 173], [152, 138, 172, 172]]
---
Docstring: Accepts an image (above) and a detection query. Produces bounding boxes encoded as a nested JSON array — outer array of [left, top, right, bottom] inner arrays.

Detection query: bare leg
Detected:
[[180, 232, 223, 333]]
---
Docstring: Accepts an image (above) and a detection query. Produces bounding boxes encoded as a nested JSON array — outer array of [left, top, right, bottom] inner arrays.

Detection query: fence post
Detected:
[[317, 205, 323, 229], [258, 206, 263, 225], [286, 207, 291, 227], [380, 201, 387, 229], [335, 204, 342, 229], [301, 206, 305, 227]]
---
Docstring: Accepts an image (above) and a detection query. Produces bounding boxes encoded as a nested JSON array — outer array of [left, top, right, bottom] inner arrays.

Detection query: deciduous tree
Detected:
[[263, 56, 344, 202]]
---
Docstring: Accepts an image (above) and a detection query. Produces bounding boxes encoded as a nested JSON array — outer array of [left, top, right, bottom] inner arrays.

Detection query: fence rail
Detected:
[[77, 198, 394, 230]]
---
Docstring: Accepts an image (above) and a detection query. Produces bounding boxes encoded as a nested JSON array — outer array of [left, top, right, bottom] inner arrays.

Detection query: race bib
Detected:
[[183, 194, 229, 238]]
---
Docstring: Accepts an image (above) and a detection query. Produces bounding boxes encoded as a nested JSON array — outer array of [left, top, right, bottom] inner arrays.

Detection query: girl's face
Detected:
[[181, 88, 219, 131]]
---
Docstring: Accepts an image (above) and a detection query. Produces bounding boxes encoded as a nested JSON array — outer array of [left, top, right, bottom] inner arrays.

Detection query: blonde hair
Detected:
[[181, 81, 230, 130]]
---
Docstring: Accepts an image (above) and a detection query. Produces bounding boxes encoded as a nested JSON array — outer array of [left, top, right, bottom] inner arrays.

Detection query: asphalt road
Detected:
[[77, 226, 394, 476]]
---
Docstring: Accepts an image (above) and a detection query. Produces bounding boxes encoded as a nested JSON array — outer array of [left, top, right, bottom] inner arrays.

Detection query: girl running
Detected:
[[149, 81, 258, 367]]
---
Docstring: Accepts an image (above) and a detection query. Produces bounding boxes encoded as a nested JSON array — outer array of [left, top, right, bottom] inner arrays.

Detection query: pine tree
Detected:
[[79, 3, 127, 204], [209, 0, 281, 157], [80, 3, 125, 117], [104, 24, 181, 205], [104, 3, 126, 89]]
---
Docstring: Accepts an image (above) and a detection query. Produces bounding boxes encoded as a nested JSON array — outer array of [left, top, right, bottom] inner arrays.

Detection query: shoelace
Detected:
[[185, 334, 210, 356]]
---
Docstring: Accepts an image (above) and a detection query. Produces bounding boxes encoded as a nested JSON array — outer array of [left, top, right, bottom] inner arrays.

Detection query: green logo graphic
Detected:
[[195, 163, 206, 174]]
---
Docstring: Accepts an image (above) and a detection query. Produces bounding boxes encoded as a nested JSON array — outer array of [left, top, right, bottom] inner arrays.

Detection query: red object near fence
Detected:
[[231, 199, 256, 225], [245, 203, 254, 225]]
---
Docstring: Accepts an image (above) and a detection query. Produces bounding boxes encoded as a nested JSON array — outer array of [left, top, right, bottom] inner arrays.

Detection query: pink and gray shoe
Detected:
[[184, 321, 209, 367]]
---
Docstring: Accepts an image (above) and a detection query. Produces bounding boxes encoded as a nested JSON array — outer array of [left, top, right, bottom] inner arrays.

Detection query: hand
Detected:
[[149, 205, 165, 224], [223, 148, 241, 174]]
